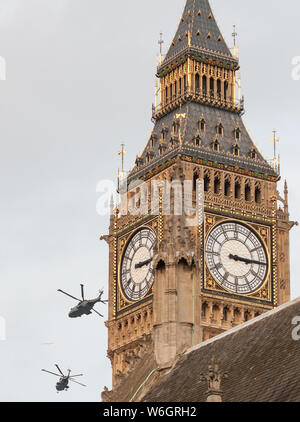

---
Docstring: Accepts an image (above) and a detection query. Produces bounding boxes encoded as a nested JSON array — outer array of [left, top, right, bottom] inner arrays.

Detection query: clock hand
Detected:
[[135, 258, 153, 269], [229, 254, 267, 266], [229, 254, 251, 264]]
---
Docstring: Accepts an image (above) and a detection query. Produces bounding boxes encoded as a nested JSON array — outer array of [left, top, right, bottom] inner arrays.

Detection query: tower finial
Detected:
[[270, 129, 280, 173], [158, 32, 164, 65], [118, 143, 127, 174], [118, 143, 128, 192], [232, 25, 238, 57]]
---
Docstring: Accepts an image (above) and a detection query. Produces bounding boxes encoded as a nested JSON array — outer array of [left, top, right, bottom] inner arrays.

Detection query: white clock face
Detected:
[[121, 228, 156, 302], [206, 222, 268, 294]]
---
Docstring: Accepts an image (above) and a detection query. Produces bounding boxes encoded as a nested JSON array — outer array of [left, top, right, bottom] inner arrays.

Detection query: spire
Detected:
[[161, 0, 236, 69]]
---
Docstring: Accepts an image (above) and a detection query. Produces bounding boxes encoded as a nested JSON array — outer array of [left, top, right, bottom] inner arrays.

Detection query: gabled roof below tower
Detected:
[[141, 297, 300, 402]]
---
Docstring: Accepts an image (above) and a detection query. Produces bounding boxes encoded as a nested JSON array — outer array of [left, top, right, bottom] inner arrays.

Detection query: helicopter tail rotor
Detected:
[[98, 288, 108, 304], [80, 284, 85, 301]]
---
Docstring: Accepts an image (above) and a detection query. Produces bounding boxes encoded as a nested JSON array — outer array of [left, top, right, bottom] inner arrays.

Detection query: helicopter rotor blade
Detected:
[[80, 284, 85, 301], [69, 374, 84, 378], [92, 308, 104, 318], [58, 289, 80, 302], [55, 364, 65, 376], [69, 378, 87, 387], [41, 369, 61, 377]]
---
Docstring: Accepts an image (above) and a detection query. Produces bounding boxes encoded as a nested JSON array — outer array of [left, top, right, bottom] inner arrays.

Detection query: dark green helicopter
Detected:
[[42, 365, 86, 392], [58, 284, 108, 318]]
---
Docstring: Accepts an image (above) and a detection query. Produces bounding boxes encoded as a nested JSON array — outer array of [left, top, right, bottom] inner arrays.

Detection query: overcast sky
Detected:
[[0, 0, 299, 402]]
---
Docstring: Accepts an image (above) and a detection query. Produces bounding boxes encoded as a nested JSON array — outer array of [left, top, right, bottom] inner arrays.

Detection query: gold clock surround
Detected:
[[116, 219, 159, 317], [203, 212, 273, 303]]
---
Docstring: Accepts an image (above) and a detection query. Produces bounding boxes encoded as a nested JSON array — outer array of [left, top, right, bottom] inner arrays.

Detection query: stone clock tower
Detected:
[[102, 0, 296, 393]]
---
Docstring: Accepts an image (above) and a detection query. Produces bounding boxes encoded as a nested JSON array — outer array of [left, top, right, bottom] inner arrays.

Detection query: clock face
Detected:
[[120, 228, 156, 302], [205, 221, 268, 295]]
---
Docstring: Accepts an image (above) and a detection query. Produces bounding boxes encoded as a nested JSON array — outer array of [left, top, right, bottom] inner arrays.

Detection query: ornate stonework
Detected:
[[102, 0, 296, 395]]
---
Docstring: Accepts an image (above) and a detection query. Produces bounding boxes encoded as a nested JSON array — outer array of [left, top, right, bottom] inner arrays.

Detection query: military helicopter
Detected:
[[42, 365, 86, 392], [58, 284, 107, 318]]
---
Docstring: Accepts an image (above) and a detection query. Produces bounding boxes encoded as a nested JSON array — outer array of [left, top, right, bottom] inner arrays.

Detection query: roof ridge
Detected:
[[186, 296, 300, 355]]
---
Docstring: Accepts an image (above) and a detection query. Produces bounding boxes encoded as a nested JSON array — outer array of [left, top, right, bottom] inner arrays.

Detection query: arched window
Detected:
[[172, 121, 179, 136], [204, 174, 210, 192], [235, 180, 241, 199], [217, 79, 221, 99], [165, 86, 169, 104], [195, 135, 201, 147], [224, 81, 228, 102], [224, 179, 231, 197], [157, 260, 166, 271], [255, 185, 261, 204], [169, 84, 173, 101], [202, 75, 207, 96], [193, 172, 199, 192], [212, 304, 220, 321], [210, 77, 214, 97], [244, 311, 251, 322], [217, 123, 223, 136], [212, 139, 219, 152], [202, 302, 209, 318], [245, 183, 251, 202], [195, 73, 200, 92], [214, 176, 221, 194], [174, 81, 177, 98], [162, 126, 168, 141], [223, 307, 230, 322], [234, 308, 242, 323], [235, 127, 241, 141], [250, 148, 257, 160], [233, 144, 240, 156], [200, 118, 206, 132]]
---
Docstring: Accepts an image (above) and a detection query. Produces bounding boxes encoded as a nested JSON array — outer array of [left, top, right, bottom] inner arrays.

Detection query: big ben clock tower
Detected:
[[102, 0, 296, 393]]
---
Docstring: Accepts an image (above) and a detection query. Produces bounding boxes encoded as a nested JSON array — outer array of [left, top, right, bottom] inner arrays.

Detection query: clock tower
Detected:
[[102, 0, 296, 392]]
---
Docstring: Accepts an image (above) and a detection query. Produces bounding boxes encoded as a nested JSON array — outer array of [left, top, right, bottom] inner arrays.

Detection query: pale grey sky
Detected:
[[0, 0, 299, 402]]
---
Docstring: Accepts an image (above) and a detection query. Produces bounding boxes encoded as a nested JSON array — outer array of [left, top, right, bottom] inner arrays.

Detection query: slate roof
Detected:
[[102, 345, 157, 403], [160, 0, 237, 71], [129, 102, 276, 182], [142, 297, 300, 402]]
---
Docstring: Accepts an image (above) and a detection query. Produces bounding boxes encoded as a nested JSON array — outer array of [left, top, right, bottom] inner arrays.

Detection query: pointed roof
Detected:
[[128, 103, 277, 183], [160, 0, 237, 70]]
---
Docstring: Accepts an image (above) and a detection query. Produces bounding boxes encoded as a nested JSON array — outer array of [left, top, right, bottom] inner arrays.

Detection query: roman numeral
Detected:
[[222, 227, 229, 240]]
